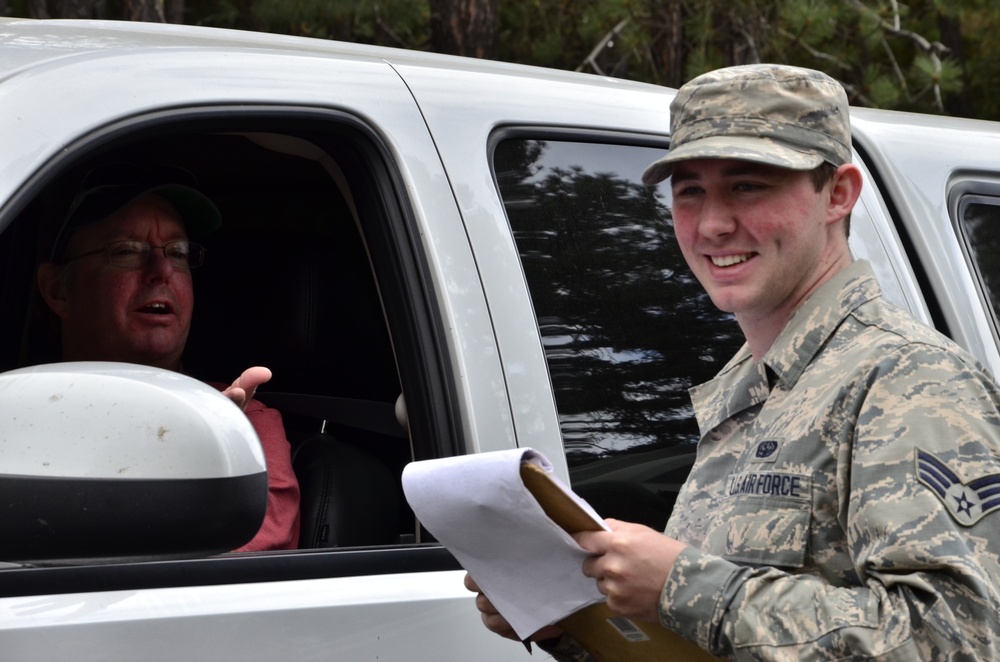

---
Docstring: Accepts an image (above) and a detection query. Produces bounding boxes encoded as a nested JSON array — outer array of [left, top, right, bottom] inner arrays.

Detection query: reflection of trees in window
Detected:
[[496, 139, 743, 468], [963, 201, 1000, 321]]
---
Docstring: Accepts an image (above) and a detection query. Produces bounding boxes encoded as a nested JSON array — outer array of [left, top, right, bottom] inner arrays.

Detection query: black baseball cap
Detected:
[[50, 162, 222, 262]]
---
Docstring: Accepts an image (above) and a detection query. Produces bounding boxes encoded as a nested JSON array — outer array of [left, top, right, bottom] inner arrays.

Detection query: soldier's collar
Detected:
[[762, 260, 880, 390]]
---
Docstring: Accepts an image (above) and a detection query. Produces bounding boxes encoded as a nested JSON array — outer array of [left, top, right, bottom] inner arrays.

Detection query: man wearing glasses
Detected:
[[36, 164, 300, 552]]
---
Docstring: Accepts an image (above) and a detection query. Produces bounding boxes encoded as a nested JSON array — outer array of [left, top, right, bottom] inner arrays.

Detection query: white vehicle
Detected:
[[1, 16, 1000, 661]]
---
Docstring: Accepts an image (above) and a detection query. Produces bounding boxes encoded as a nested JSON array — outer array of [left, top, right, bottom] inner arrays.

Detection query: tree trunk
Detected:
[[938, 12, 971, 118], [27, 0, 49, 18], [125, 0, 165, 22], [429, 0, 498, 59], [165, 0, 184, 23], [59, 0, 105, 18], [662, 0, 684, 86]]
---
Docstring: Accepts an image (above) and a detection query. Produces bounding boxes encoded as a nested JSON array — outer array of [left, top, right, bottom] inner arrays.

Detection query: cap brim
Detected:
[[642, 135, 825, 185]]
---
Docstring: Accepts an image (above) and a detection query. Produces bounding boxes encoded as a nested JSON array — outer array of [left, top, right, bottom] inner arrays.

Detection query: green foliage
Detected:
[[683, 49, 725, 81], [781, 0, 838, 44], [616, 0, 1000, 120], [249, 0, 345, 38], [497, 0, 632, 73], [865, 68, 905, 108], [912, 53, 963, 94], [196, 0, 243, 28], [192, 0, 428, 46], [10, 0, 1000, 119]]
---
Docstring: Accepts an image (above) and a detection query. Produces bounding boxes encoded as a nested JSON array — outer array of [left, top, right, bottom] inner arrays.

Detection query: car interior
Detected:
[[0, 119, 427, 554]]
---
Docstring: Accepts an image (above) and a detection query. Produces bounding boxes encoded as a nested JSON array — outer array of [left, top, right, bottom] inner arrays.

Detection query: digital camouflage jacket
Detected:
[[661, 260, 1000, 661]]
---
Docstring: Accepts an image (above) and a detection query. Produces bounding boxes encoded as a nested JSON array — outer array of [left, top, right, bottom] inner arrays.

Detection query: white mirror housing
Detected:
[[0, 362, 268, 563]]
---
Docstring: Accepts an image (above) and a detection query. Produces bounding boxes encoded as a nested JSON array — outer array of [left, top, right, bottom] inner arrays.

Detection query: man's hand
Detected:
[[463, 573, 564, 642], [222, 366, 272, 411], [575, 519, 686, 623]]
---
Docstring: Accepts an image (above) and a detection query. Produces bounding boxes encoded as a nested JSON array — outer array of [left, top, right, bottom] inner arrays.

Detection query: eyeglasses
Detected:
[[60, 240, 206, 270]]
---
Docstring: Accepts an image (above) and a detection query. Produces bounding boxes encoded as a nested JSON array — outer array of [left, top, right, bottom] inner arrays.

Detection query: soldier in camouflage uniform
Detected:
[[470, 64, 1000, 660]]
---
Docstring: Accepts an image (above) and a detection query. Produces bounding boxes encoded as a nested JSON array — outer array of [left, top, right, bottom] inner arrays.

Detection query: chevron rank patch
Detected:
[[916, 449, 1000, 526]]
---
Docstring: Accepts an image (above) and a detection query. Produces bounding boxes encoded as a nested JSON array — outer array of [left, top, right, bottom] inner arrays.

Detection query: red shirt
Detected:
[[211, 388, 301, 551]]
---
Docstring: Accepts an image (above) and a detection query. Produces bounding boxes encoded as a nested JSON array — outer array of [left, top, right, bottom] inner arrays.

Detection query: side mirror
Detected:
[[0, 362, 268, 563]]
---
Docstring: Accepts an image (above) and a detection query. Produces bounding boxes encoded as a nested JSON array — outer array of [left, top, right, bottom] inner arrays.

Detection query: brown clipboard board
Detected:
[[520, 462, 723, 662]]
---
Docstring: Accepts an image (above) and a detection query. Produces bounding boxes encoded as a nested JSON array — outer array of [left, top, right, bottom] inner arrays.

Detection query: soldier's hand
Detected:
[[576, 519, 686, 622]]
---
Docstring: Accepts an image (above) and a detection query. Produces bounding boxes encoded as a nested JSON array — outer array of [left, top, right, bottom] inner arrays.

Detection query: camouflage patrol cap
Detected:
[[642, 64, 852, 185]]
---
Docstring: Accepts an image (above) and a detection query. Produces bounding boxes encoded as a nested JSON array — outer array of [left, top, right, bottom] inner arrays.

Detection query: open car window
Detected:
[[0, 111, 461, 582]]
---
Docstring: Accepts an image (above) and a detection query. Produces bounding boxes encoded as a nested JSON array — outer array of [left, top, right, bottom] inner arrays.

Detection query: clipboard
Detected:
[[520, 462, 723, 662]]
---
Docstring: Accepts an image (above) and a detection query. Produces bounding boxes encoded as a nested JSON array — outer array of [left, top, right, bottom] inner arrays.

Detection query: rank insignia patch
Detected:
[[750, 439, 780, 463], [916, 449, 1000, 526], [756, 440, 778, 458]]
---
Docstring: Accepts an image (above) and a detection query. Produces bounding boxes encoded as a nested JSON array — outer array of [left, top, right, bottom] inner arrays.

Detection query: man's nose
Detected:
[[143, 248, 176, 279], [698, 197, 737, 238]]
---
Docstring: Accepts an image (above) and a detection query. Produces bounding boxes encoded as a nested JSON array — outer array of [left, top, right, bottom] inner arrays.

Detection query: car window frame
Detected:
[[0, 105, 466, 594], [950, 176, 1000, 352]]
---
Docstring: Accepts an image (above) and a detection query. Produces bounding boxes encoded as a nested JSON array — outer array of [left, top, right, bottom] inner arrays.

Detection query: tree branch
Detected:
[[848, 0, 950, 111], [577, 18, 630, 75]]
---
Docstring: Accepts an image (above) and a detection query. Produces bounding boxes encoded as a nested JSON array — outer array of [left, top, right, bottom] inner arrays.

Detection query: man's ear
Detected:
[[827, 163, 863, 224], [37, 262, 70, 319]]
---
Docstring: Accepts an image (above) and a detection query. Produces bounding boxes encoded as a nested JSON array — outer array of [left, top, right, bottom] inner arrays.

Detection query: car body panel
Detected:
[[851, 109, 1000, 374], [0, 569, 520, 662]]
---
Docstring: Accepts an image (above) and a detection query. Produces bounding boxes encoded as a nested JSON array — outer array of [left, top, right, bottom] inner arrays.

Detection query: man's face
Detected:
[[51, 194, 194, 370], [669, 159, 839, 326]]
